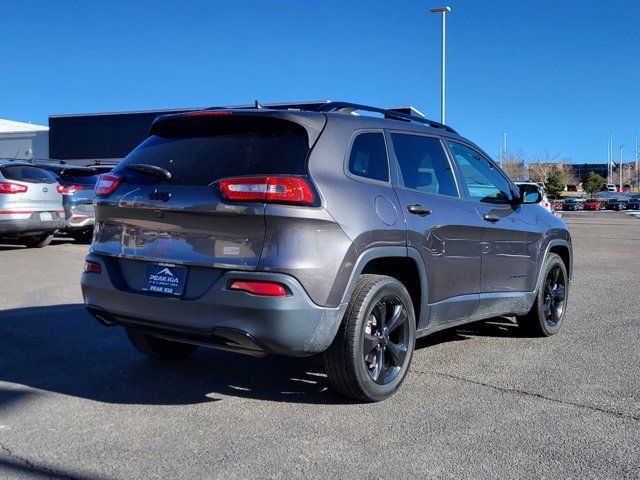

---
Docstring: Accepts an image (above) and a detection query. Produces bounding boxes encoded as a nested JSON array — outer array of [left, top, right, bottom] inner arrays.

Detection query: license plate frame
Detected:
[[141, 263, 188, 297]]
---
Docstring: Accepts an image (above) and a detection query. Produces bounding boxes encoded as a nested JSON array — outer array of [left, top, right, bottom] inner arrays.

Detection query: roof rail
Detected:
[[316, 102, 457, 133], [202, 100, 457, 133], [32, 159, 67, 165], [205, 100, 332, 112], [387, 106, 426, 118]]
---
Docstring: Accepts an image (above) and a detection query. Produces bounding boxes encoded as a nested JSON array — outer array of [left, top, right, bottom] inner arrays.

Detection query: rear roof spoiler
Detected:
[[149, 109, 328, 147], [150, 99, 457, 142]]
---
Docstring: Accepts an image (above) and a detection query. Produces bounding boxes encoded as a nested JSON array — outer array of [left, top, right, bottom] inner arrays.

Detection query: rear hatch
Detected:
[[58, 168, 102, 216], [92, 111, 325, 274], [0, 164, 62, 218]]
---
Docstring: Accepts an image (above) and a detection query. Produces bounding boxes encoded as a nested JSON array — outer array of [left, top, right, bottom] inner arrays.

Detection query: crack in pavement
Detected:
[[0, 440, 75, 480], [413, 369, 640, 422], [1, 440, 38, 473]]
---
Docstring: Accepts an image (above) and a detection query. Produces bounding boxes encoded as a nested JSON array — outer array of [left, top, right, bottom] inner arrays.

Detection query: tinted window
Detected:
[[348, 132, 389, 182], [390, 134, 458, 197], [57, 167, 103, 186], [0, 165, 57, 184], [446, 141, 513, 204], [61, 174, 100, 186], [115, 116, 309, 186]]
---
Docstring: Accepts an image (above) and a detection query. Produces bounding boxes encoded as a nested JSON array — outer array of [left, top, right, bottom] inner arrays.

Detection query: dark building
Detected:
[[47, 101, 424, 165], [571, 163, 608, 180], [48, 108, 199, 164]]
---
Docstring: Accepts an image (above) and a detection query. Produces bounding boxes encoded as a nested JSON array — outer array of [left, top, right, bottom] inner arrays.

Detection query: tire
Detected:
[[22, 233, 54, 248], [125, 328, 198, 360], [70, 229, 93, 244], [517, 253, 568, 337], [323, 274, 416, 402]]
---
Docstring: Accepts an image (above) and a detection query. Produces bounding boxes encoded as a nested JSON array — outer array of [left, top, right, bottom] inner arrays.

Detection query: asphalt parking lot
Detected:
[[1, 213, 639, 479]]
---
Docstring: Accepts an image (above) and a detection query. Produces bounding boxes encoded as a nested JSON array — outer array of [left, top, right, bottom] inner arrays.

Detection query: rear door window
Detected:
[[115, 116, 310, 186], [389, 133, 458, 197], [347, 132, 389, 182], [0, 165, 57, 184]]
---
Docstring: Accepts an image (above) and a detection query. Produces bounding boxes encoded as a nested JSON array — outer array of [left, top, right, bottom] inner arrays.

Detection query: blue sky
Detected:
[[1, 0, 638, 163]]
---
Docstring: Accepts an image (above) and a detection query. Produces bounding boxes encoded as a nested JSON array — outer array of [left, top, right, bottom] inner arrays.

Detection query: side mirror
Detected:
[[518, 184, 543, 204]]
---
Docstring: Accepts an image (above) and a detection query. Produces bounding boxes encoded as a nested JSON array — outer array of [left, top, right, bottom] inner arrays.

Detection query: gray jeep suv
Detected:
[[81, 101, 572, 402]]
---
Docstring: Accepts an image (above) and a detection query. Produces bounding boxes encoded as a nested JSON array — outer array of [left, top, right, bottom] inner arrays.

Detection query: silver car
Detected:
[[0, 160, 66, 247]]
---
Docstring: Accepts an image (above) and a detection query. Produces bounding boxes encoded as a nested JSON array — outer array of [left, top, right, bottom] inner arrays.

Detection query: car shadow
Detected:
[[0, 304, 348, 407], [0, 304, 525, 407], [0, 237, 76, 251], [415, 317, 522, 350]]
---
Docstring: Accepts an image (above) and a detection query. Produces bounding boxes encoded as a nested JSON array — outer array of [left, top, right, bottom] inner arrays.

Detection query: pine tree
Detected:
[[582, 171, 606, 197], [545, 166, 565, 199]]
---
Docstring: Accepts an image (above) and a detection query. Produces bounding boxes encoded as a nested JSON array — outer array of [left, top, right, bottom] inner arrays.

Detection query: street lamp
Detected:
[[619, 145, 625, 192], [430, 6, 451, 124], [635, 133, 638, 192]]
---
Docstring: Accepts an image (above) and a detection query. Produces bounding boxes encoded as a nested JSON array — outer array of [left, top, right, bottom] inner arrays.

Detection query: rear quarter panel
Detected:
[[296, 116, 407, 307]]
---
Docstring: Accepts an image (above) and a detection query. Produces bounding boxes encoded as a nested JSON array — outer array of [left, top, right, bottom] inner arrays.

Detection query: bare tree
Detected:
[[500, 151, 526, 180], [610, 163, 638, 188], [527, 153, 561, 185], [559, 158, 579, 186]]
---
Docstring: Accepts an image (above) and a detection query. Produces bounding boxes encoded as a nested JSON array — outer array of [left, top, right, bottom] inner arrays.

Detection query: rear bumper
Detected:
[[64, 204, 95, 230], [81, 253, 346, 357], [0, 214, 66, 236]]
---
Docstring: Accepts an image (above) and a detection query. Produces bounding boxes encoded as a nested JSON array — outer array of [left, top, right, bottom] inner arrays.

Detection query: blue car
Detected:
[[36, 162, 115, 243]]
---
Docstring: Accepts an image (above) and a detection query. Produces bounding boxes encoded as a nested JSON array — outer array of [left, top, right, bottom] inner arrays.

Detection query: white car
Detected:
[[515, 181, 553, 213]]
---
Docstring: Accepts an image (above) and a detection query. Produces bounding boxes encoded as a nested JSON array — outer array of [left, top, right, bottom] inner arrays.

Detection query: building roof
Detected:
[[0, 118, 49, 134]]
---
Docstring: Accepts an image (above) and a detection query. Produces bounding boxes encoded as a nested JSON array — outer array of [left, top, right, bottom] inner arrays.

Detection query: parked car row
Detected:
[[0, 159, 114, 247], [554, 194, 640, 212]]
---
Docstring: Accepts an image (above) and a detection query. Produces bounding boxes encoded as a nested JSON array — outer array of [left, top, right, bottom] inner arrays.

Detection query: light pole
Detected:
[[635, 133, 638, 192], [430, 6, 451, 124], [619, 145, 625, 192], [608, 132, 613, 184]]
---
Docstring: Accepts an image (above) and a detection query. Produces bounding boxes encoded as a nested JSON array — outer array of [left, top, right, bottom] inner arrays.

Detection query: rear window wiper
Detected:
[[125, 164, 172, 181]]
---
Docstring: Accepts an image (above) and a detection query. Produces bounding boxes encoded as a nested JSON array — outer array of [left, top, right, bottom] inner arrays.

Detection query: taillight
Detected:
[[229, 281, 287, 297], [95, 173, 121, 196], [84, 261, 102, 273], [57, 184, 85, 196], [218, 176, 315, 205], [0, 182, 28, 194]]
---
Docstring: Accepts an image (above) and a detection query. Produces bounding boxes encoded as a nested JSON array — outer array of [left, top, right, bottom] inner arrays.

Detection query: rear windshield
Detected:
[[0, 165, 57, 184], [114, 116, 310, 186], [61, 174, 100, 186]]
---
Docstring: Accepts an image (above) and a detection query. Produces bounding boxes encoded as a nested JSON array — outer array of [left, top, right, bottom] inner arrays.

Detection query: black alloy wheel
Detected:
[[324, 274, 416, 402], [542, 265, 566, 327], [517, 253, 568, 337], [363, 295, 411, 385]]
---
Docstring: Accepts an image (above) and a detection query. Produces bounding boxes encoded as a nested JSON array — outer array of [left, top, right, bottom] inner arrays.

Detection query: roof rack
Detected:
[[201, 100, 457, 133], [205, 100, 332, 112], [316, 102, 457, 133]]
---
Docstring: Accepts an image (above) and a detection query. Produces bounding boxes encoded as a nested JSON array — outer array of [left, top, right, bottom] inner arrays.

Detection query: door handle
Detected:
[[407, 204, 432, 216], [483, 213, 500, 223]]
